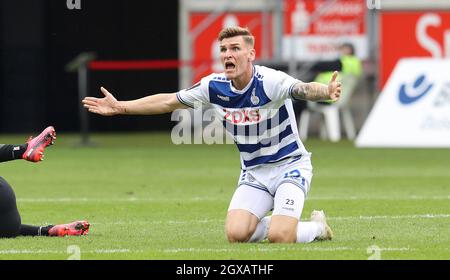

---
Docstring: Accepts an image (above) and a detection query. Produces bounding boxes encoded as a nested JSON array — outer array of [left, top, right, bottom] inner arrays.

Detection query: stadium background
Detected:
[[1, 0, 375, 135], [2, 0, 448, 137], [0, 0, 178, 133]]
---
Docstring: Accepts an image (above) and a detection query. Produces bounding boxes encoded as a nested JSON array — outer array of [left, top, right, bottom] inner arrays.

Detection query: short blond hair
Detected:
[[218, 26, 254, 47]]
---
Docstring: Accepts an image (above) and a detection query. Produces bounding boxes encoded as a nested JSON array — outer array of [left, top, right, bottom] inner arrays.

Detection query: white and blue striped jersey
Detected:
[[176, 65, 309, 170]]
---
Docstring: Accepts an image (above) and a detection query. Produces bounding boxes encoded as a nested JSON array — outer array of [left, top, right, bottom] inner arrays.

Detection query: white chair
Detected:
[[298, 74, 359, 142]]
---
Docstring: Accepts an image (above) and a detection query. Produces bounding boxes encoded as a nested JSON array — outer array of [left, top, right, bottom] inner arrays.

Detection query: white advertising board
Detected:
[[356, 58, 450, 147]]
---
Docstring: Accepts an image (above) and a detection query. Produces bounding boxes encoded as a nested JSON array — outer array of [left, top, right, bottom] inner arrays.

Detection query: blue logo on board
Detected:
[[398, 74, 434, 105]]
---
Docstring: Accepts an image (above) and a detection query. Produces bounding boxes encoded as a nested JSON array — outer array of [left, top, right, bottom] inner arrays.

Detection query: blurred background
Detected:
[[1, 0, 449, 145], [1, 0, 178, 133]]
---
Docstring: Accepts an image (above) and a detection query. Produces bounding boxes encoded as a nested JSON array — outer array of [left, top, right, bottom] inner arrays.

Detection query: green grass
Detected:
[[0, 132, 449, 260]]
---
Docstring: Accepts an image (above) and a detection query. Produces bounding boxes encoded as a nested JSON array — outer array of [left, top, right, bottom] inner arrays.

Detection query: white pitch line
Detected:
[[0, 250, 60, 255], [0, 247, 411, 255], [308, 196, 450, 201], [90, 213, 450, 226], [0, 249, 139, 255], [328, 214, 450, 220], [16, 197, 222, 203], [162, 247, 412, 253], [90, 219, 221, 225], [16, 195, 450, 203]]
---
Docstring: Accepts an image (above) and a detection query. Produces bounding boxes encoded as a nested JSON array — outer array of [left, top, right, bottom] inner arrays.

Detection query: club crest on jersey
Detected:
[[250, 88, 259, 105]]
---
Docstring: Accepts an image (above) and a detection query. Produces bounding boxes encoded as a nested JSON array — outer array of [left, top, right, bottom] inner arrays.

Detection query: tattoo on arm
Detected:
[[292, 82, 329, 101]]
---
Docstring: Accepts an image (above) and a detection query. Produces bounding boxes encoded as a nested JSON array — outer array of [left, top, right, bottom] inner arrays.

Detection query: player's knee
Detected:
[[268, 228, 296, 243], [226, 225, 252, 243]]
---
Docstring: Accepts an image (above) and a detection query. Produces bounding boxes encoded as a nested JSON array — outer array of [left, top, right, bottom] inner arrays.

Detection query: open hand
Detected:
[[82, 87, 120, 116]]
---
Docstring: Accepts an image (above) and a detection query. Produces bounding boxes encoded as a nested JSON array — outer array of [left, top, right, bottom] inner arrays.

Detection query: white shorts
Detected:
[[228, 155, 313, 220]]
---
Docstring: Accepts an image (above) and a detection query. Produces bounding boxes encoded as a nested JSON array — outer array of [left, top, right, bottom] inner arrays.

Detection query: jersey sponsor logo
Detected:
[[223, 108, 261, 124], [217, 95, 230, 101], [399, 74, 434, 105]]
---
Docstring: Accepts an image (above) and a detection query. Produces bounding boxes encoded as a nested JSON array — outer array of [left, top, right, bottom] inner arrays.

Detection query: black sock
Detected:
[[19, 224, 53, 236], [0, 144, 28, 162]]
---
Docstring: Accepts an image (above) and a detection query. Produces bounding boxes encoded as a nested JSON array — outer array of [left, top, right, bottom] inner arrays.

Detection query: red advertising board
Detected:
[[190, 13, 271, 83], [284, 0, 366, 35], [283, 0, 367, 60], [380, 11, 450, 88]]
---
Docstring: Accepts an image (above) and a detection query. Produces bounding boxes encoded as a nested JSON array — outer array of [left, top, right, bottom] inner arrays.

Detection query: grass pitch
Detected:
[[0, 132, 449, 260]]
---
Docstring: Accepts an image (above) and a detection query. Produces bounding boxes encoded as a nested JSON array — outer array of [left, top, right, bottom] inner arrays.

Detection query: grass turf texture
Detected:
[[0, 132, 449, 260]]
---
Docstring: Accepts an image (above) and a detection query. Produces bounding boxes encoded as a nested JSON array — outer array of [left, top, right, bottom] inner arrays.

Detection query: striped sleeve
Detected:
[[260, 66, 300, 101], [176, 90, 195, 108], [176, 76, 211, 108], [278, 71, 301, 101]]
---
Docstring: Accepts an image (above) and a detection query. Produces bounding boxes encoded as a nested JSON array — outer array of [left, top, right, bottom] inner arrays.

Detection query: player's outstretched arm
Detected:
[[291, 71, 342, 102], [82, 87, 187, 116]]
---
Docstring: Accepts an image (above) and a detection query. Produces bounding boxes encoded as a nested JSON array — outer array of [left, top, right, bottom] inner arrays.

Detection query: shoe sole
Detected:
[[25, 127, 56, 161], [74, 222, 90, 235]]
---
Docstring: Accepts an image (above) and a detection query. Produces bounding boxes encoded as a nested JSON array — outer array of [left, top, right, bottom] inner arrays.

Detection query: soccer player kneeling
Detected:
[[82, 27, 340, 243]]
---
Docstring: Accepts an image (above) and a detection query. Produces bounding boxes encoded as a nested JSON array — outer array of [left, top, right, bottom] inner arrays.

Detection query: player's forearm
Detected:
[[291, 82, 330, 101], [117, 93, 178, 115]]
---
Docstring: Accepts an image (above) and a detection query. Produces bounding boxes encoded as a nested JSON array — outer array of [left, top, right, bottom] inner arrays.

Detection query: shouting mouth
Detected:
[[225, 61, 236, 71]]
